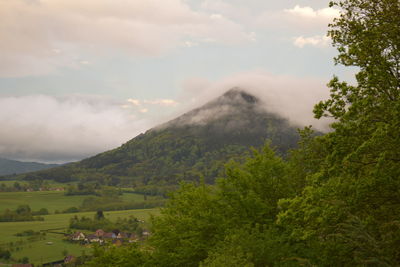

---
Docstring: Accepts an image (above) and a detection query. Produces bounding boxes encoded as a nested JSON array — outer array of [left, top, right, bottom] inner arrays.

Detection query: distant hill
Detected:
[[0, 158, 59, 176], [20, 89, 303, 187]]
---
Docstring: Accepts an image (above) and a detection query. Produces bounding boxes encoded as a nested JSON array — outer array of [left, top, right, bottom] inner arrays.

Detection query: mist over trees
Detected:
[[83, 0, 400, 265]]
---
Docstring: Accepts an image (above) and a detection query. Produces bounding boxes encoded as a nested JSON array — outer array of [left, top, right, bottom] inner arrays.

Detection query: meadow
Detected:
[[0, 208, 159, 265], [0, 190, 149, 213], [0, 188, 160, 264]]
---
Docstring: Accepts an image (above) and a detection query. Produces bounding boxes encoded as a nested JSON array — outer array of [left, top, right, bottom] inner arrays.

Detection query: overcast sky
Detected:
[[0, 0, 351, 163]]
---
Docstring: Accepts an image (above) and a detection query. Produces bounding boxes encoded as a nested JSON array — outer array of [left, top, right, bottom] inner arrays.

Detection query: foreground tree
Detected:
[[279, 0, 400, 265]]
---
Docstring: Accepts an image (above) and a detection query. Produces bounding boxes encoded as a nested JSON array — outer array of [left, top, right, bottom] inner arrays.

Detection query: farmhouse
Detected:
[[95, 229, 105, 237], [64, 255, 76, 264], [117, 232, 129, 239], [85, 234, 101, 243], [71, 232, 85, 241], [103, 232, 117, 239]]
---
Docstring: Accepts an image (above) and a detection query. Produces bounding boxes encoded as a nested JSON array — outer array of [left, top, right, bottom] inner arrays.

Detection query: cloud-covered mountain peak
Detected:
[[165, 88, 264, 127], [220, 87, 259, 105]]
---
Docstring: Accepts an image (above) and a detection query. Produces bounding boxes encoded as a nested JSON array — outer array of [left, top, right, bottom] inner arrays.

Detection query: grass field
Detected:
[[0, 208, 159, 265], [0, 190, 149, 213], [0, 180, 69, 187], [0, 188, 161, 264]]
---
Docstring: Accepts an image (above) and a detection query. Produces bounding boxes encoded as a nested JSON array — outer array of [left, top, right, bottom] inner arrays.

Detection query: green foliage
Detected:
[[0, 157, 58, 176], [32, 207, 49, 215], [277, 0, 400, 265], [14, 229, 43, 237], [0, 205, 45, 222], [85, 244, 151, 267], [148, 143, 294, 267], [0, 248, 11, 260], [62, 206, 80, 213], [65, 183, 98, 196], [69, 213, 141, 233], [79, 195, 165, 212], [150, 183, 222, 267], [69, 215, 113, 232]]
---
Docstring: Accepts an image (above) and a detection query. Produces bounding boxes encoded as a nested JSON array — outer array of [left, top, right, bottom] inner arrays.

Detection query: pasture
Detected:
[[0, 208, 159, 265], [0, 190, 149, 213]]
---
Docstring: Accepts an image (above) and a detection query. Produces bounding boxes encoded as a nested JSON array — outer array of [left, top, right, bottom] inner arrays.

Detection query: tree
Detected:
[[16, 205, 31, 215], [149, 144, 292, 266], [95, 210, 105, 220], [85, 244, 150, 267], [278, 0, 400, 265]]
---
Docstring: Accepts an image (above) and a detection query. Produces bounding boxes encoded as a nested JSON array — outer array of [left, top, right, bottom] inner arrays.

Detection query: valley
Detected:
[[0, 187, 159, 265]]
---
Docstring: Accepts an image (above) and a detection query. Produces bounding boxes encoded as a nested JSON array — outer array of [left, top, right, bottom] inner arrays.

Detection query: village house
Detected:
[[142, 230, 150, 237], [128, 233, 139, 243], [103, 232, 117, 239], [85, 234, 101, 243], [95, 229, 105, 237], [64, 255, 76, 264], [69, 228, 148, 245], [71, 232, 85, 241], [117, 232, 129, 239]]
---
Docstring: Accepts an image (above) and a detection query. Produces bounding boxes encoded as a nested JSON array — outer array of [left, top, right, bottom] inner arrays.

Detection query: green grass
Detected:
[[0, 191, 152, 213], [0, 179, 71, 187], [0, 191, 88, 213], [0, 209, 159, 264], [0, 189, 161, 264]]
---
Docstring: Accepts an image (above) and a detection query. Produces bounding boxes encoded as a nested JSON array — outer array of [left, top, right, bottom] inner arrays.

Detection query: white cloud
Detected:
[[284, 5, 340, 20], [293, 35, 330, 48], [0, 0, 254, 77], [181, 41, 198, 48], [127, 98, 141, 106], [0, 94, 154, 163], [285, 5, 317, 18], [126, 98, 179, 108], [143, 99, 179, 107]]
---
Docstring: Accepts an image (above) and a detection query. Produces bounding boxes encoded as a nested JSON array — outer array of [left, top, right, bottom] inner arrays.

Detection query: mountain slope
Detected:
[[0, 158, 59, 176], [22, 89, 302, 186]]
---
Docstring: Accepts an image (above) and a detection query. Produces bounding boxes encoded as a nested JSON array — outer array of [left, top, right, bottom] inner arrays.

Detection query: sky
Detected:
[[0, 0, 353, 163]]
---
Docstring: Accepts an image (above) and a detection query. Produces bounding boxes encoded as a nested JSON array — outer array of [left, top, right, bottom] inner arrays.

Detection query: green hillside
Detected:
[[20, 89, 301, 187], [0, 158, 59, 176]]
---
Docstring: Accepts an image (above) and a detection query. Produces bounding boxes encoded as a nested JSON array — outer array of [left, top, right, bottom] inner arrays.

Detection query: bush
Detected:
[[62, 206, 80, 213]]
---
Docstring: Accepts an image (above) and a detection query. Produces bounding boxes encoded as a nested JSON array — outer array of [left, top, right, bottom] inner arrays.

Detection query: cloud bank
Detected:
[[0, 95, 154, 163], [0, 71, 332, 163], [0, 0, 254, 77]]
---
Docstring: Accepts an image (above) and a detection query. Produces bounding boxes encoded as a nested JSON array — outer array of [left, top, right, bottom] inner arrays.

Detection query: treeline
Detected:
[[69, 211, 144, 234], [0, 205, 46, 222], [0, 179, 56, 192], [60, 187, 165, 214], [79, 197, 165, 212], [84, 0, 400, 266]]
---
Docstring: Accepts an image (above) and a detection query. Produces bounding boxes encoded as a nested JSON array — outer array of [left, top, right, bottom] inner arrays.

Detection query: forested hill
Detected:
[[21, 89, 301, 186], [0, 158, 59, 176]]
